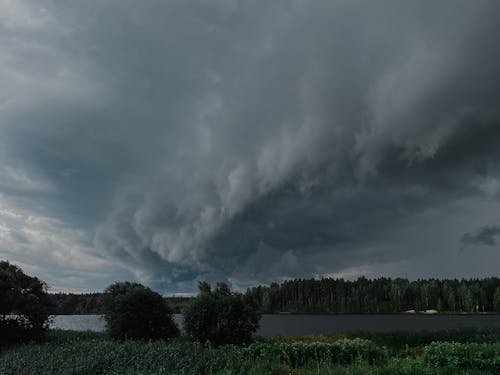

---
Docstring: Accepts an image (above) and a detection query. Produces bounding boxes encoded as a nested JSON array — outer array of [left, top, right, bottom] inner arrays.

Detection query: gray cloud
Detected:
[[1, 0, 500, 292], [461, 226, 500, 247]]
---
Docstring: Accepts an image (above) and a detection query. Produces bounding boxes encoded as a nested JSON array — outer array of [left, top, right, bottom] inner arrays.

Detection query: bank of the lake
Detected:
[[2, 329, 500, 374]]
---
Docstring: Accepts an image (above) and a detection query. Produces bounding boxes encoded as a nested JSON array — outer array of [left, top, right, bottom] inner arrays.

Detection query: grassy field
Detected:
[[1, 329, 500, 374]]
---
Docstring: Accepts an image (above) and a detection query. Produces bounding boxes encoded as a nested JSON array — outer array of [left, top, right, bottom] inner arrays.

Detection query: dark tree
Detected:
[[0, 260, 51, 345], [103, 281, 179, 340], [48, 292, 104, 314], [494, 287, 500, 313], [183, 282, 260, 346]]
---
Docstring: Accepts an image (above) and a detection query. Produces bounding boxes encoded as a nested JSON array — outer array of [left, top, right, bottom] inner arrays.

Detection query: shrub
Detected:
[[183, 282, 261, 346], [423, 341, 500, 371], [0, 260, 51, 345], [102, 282, 179, 340], [245, 338, 387, 367]]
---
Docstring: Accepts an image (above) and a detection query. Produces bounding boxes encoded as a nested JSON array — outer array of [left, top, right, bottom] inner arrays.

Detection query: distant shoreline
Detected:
[[51, 314, 500, 335], [50, 311, 500, 316]]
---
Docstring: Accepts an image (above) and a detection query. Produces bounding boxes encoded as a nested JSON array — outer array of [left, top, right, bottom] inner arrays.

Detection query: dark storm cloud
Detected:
[[461, 226, 500, 247], [1, 0, 500, 292]]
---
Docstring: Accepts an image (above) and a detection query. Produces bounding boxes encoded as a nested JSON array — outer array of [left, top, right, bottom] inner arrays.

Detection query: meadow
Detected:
[[1, 329, 500, 375]]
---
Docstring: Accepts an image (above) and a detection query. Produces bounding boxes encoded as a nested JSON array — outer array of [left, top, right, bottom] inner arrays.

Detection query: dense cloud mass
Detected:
[[461, 226, 500, 247], [1, 0, 500, 292]]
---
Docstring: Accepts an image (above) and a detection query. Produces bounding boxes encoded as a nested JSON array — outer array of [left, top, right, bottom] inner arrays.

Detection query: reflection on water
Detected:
[[51, 314, 106, 332], [50, 314, 500, 337], [50, 314, 184, 333]]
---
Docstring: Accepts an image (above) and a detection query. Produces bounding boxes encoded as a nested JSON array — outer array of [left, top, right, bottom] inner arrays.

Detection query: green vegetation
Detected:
[[48, 277, 500, 315], [423, 341, 500, 371], [183, 282, 260, 346], [2, 329, 500, 374], [277, 329, 500, 358], [0, 261, 51, 346], [48, 293, 191, 315], [246, 276, 500, 313], [48, 293, 104, 315], [245, 338, 386, 367], [3, 261, 500, 374], [103, 282, 179, 340], [42, 276, 500, 315]]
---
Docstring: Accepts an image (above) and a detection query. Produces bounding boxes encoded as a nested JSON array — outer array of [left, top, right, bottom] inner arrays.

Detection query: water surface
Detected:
[[51, 314, 500, 337]]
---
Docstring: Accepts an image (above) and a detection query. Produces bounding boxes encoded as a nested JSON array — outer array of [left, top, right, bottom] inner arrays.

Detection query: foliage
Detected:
[[423, 341, 500, 371], [245, 338, 387, 366], [246, 276, 500, 313], [0, 260, 51, 345], [43, 276, 500, 316], [493, 287, 500, 313], [48, 293, 191, 315], [183, 282, 261, 346], [350, 330, 500, 352], [1, 330, 500, 375], [48, 293, 104, 315], [102, 281, 179, 340], [0, 334, 247, 375], [271, 329, 500, 359]]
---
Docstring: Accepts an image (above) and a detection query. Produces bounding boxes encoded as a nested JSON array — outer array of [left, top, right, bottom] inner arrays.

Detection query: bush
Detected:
[[245, 338, 387, 367], [0, 260, 51, 346], [183, 282, 261, 346], [0, 336, 250, 375], [102, 281, 179, 340], [423, 341, 500, 371]]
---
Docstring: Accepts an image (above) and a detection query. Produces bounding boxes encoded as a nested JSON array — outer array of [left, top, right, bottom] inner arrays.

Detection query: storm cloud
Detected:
[[461, 226, 500, 247], [1, 0, 500, 292]]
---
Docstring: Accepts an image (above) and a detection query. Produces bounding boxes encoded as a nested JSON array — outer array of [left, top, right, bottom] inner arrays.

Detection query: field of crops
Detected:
[[1, 329, 500, 374]]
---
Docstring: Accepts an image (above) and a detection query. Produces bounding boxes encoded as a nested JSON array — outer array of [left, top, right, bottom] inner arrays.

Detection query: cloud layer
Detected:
[[461, 226, 500, 247], [1, 0, 500, 292]]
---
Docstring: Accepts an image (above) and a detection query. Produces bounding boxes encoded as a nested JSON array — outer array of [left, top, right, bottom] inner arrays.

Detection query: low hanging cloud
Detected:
[[1, 0, 500, 292], [461, 226, 500, 247]]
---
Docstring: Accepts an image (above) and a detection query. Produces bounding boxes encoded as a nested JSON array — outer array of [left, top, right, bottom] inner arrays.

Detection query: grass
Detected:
[[1, 329, 500, 374], [272, 329, 500, 355]]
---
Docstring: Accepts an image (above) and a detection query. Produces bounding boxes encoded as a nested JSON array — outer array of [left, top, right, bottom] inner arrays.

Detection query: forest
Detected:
[[245, 277, 500, 314], [49, 277, 500, 315]]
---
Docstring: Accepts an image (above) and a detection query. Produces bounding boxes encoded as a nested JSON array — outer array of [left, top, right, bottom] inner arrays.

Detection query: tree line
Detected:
[[245, 277, 500, 313], [48, 293, 191, 314], [5, 256, 500, 316], [45, 277, 500, 315]]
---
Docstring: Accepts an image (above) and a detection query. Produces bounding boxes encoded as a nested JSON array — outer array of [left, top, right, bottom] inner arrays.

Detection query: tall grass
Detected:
[[1, 329, 500, 375]]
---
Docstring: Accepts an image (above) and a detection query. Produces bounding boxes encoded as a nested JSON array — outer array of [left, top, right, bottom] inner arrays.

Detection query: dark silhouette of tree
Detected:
[[0, 260, 51, 345], [183, 282, 260, 346], [47, 292, 191, 315], [103, 281, 179, 340], [494, 287, 500, 313]]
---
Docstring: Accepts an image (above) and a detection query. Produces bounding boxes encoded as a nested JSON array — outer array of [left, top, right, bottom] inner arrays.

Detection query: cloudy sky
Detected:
[[1, 0, 500, 293]]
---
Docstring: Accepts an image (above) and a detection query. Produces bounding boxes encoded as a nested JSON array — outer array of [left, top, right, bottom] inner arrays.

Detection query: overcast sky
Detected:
[[1, 0, 500, 293]]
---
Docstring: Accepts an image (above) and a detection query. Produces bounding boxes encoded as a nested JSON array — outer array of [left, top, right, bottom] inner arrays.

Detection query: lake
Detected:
[[51, 314, 500, 337]]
